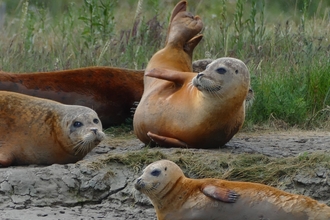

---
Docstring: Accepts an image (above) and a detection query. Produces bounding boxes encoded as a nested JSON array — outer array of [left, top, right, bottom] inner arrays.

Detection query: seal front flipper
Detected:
[[147, 131, 189, 148], [146, 68, 196, 85], [201, 185, 239, 203]]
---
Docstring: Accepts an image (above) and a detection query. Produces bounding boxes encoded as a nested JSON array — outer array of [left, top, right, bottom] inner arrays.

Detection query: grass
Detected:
[[98, 148, 330, 187], [0, 0, 329, 128]]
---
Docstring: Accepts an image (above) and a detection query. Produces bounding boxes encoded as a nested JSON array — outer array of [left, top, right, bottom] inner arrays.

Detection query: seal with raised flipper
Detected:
[[134, 56, 250, 148], [133, 0, 208, 148], [135, 159, 330, 220], [0, 91, 105, 167]]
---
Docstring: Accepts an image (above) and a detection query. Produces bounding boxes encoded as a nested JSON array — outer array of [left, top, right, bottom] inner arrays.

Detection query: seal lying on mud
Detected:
[[0, 67, 144, 128], [0, 91, 105, 166], [135, 160, 330, 220], [134, 57, 250, 148]]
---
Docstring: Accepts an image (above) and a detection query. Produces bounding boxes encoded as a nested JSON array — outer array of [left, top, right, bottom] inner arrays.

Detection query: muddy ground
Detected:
[[0, 129, 329, 220]]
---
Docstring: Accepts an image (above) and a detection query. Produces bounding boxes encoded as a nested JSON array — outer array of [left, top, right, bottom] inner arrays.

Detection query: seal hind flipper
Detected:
[[147, 132, 189, 148], [165, 1, 187, 45], [184, 33, 203, 57], [169, 0, 187, 22], [130, 101, 140, 117], [0, 149, 14, 167], [202, 185, 239, 203]]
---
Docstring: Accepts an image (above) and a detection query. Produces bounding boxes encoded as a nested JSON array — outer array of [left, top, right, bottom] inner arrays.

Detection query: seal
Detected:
[[0, 61, 236, 129], [0, 91, 105, 166], [0, 66, 144, 128], [133, 0, 209, 148], [193, 58, 254, 108], [135, 160, 330, 220], [134, 57, 250, 148], [0, 1, 203, 129]]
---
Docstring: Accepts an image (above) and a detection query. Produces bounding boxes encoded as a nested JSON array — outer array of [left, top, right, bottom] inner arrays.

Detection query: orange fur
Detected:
[[0, 67, 144, 128], [0, 91, 105, 166], [136, 160, 330, 220]]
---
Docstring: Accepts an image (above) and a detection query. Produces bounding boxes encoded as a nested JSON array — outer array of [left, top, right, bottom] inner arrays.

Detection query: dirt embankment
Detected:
[[0, 130, 329, 220]]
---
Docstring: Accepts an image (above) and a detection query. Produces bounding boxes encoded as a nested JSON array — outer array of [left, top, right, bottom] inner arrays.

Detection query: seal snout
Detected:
[[90, 128, 98, 134], [196, 73, 204, 79], [135, 178, 144, 190]]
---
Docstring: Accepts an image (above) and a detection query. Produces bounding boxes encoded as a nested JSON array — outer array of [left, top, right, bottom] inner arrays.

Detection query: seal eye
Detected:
[[93, 118, 99, 124], [216, 67, 226, 74], [73, 121, 83, 128], [235, 70, 239, 74], [150, 169, 161, 177]]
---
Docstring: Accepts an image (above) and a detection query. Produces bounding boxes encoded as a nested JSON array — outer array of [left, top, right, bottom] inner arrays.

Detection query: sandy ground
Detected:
[[1, 129, 329, 220]]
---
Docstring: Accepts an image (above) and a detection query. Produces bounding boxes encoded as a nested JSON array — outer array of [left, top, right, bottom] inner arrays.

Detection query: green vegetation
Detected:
[[0, 0, 329, 128], [100, 148, 330, 186]]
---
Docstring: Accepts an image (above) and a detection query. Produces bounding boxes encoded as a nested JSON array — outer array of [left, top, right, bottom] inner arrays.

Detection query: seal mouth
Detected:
[[135, 178, 144, 190], [73, 130, 105, 156], [192, 77, 222, 92], [135, 178, 160, 194]]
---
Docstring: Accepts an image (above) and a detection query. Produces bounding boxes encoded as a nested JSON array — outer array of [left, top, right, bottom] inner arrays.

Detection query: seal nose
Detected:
[[91, 128, 98, 134], [197, 73, 204, 79], [135, 178, 143, 190]]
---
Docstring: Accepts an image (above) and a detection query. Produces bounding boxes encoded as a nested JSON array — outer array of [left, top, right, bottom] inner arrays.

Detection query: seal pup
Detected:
[[0, 91, 105, 166], [135, 160, 330, 220], [0, 66, 144, 128], [134, 57, 250, 148]]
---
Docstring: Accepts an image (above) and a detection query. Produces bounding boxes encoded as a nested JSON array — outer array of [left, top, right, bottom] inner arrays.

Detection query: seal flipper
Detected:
[[202, 185, 239, 203], [146, 68, 196, 85], [147, 131, 189, 148], [0, 149, 14, 167], [130, 101, 140, 117], [165, 1, 187, 45], [183, 33, 203, 57]]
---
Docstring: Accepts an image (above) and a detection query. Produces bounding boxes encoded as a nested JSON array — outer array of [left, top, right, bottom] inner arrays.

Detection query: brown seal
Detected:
[[0, 91, 105, 166], [135, 160, 330, 220], [133, 0, 208, 148], [0, 66, 144, 128], [0, 62, 216, 128], [134, 56, 250, 148], [0, 1, 202, 129]]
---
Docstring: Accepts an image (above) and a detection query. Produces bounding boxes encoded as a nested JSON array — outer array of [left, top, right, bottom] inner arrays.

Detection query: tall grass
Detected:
[[0, 0, 329, 129]]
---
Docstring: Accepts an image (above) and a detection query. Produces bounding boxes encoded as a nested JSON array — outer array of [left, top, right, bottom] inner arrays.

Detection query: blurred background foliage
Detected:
[[0, 0, 329, 129]]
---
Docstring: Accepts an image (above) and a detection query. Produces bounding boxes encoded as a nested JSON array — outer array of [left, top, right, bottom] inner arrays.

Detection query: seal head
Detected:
[[0, 91, 105, 166]]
